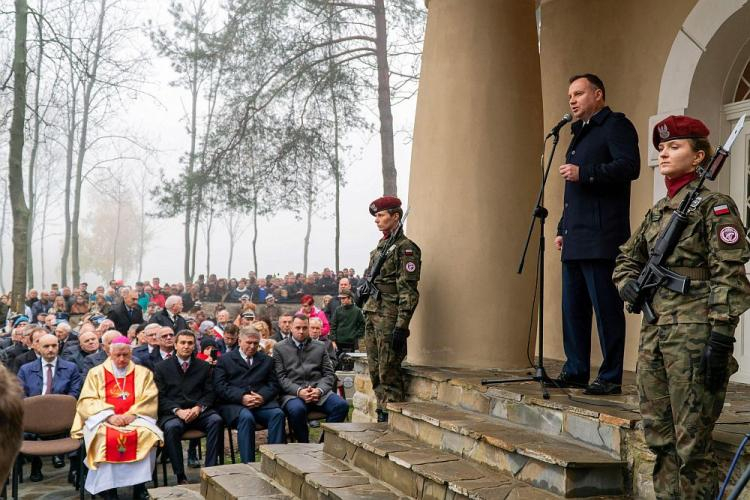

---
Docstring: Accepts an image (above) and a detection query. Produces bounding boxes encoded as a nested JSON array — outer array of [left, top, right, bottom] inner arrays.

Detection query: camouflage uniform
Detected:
[[362, 231, 421, 408], [614, 180, 750, 499]]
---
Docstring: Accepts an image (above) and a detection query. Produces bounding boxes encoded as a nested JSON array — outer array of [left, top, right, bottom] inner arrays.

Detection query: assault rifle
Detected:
[[627, 115, 746, 323], [355, 208, 410, 308]]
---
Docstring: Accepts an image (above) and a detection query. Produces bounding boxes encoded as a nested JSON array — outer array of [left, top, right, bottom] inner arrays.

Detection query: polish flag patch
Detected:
[[713, 204, 730, 216]]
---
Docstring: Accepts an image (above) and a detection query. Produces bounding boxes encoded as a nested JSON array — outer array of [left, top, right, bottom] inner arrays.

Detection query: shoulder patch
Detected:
[[717, 223, 742, 249]]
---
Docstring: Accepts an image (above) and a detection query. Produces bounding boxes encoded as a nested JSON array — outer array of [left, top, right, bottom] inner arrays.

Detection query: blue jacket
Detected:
[[18, 357, 83, 398], [557, 107, 640, 261]]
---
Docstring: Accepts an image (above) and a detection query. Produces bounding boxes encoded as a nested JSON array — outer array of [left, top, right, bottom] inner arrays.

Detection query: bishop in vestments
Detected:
[[71, 336, 163, 500]]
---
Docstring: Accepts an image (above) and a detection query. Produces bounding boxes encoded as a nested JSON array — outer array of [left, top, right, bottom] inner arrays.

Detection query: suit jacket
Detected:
[[273, 337, 335, 407], [153, 354, 216, 427], [132, 343, 153, 364], [557, 106, 640, 261], [148, 308, 189, 333], [107, 302, 144, 334], [18, 357, 83, 398], [12, 349, 39, 374], [272, 330, 291, 343], [214, 349, 280, 425]]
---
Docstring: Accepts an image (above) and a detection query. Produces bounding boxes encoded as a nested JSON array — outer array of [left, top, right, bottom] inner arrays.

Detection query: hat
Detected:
[[90, 314, 105, 326], [369, 196, 402, 216], [55, 312, 70, 321], [240, 294, 250, 301], [13, 315, 29, 327], [301, 294, 315, 306], [338, 289, 353, 299], [111, 336, 130, 345], [652, 115, 710, 149], [242, 311, 256, 319], [265, 295, 275, 302], [200, 336, 217, 350], [199, 320, 215, 335], [194, 301, 203, 308]]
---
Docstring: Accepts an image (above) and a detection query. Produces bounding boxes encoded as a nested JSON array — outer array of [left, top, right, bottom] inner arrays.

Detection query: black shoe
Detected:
[[52, 455, 65, 468], [29, 469, 43, 482], [552, 372, 588, 389], [583, 379, 622, 395], [69, 470, 80, 489], [187, 456, 201, 468], [133, 482, 149, 500], [376, 409, 388, 423]]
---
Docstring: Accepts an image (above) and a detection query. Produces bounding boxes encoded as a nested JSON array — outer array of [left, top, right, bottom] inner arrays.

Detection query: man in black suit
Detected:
[[214, 326, 285, 463], [107, 290, 144, 334], [555, 73, 640, 395], [271, 312, 293, 342], [12, 327, 47, 374], [144, 326, 177, 370], [153, 330, 223, 484], [132, 324, 159, 364], [149, 295, 188, 333]]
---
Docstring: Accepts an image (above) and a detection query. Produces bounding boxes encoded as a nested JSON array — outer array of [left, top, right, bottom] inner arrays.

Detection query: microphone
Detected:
[[546, 113, 573, 138]]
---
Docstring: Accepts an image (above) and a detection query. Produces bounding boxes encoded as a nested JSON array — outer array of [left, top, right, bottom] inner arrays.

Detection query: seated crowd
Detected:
[[1, 274, 366, 499]]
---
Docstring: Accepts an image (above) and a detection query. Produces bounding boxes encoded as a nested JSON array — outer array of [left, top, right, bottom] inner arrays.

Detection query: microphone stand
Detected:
[[481, 129, 564, 399]]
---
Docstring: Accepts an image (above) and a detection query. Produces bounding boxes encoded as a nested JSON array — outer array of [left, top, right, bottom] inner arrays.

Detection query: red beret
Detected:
[[369, 196, 401, 216], [652, 115, 709, 149], [301, 294, 314, 305]]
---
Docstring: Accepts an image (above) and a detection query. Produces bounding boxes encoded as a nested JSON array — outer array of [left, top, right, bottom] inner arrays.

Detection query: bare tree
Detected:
[[223, 208, 249, 278], [0, 178, 8, 293], [8, 0, 31, 311]]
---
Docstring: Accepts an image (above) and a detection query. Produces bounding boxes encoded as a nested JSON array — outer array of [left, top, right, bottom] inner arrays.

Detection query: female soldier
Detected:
[[614, 115, 750, 498]]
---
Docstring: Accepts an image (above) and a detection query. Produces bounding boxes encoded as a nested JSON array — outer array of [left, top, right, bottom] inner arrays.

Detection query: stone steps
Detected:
[[319, 422, 561, 499], [149, 482, 204, 499], [386, 401, 626, 498], [403, 366, 636, 458], [259, 442, 408, 499], [199, 462, 294, 499]]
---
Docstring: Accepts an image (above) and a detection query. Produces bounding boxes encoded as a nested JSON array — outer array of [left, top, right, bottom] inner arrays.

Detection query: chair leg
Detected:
[[228, 429, 236, 465], [161, 448, 168, 487], [11, 457, 19, 500], [198, 439, 203, 461]]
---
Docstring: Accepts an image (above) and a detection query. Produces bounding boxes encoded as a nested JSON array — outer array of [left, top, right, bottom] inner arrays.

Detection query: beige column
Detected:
[[407, 0, 544, 369]]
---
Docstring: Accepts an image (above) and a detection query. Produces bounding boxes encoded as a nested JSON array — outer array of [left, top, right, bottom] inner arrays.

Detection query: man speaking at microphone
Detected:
[[554, 73, 640, 395]]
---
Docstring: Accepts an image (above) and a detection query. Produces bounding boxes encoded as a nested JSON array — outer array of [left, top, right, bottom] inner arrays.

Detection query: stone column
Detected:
[[407, 0, 544, 369]]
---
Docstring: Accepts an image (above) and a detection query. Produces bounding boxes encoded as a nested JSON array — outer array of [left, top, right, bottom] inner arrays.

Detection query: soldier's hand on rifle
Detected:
[[701, 332, 735, 392], [391, 328, 409, 355], [620, 280, 641, 304]]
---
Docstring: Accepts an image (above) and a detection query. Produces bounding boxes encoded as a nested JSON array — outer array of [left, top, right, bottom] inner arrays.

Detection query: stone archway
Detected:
[[651, 0, 750, 201]]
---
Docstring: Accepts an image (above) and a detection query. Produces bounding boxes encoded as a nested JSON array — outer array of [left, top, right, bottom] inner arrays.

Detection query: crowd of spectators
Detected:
[[0, 269, 366, 496]]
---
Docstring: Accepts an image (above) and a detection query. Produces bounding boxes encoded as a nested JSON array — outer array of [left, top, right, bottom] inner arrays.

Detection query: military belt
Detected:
[[669, 266, 710, 281], [376, 284, 398, 294]]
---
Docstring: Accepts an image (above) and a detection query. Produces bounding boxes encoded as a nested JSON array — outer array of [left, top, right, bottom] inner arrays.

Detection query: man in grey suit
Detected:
[[273, 313, 348, 443]]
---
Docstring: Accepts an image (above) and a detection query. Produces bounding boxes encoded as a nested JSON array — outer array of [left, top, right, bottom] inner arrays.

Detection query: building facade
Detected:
[[407, 0, 750, 382]]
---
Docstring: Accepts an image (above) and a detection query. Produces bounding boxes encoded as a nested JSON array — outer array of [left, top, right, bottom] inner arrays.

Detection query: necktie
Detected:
[[247, 357, 253, 368], [181, 361, 189, 373], [45, 364, 53, 395], [166, 352, 172, 359], [127, 308, 133, 319]]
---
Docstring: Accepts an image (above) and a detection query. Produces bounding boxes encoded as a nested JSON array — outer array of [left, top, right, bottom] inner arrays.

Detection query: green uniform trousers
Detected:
[[638, 323, 736, 499], [364, 311, 407, 408]]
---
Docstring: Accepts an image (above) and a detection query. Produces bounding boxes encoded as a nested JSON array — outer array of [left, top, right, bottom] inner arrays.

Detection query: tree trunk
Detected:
[[183, 7, 203, 283], [39, 168, 51, 289], [0, 181, 8, 293], [26, 0, 44, 289], [9, 0, 30, 311], [61, 7, 77, 287], [190, 191, 201, 281], [72, 0, 106, 287], [205, 206, 214, 277], [373, 0, 397, 196], [111, 190, 121, 280], [137, 169, 146, 281], [227, 217, 234, 278], [252, 194, 258, 276], [303, 166, 313, 275], [330, 77, 341, 273]]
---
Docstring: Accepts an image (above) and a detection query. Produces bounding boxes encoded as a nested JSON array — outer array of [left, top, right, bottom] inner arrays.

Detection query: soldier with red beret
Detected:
[[361, 196, 421, 422], [614, 115, 750, 498]]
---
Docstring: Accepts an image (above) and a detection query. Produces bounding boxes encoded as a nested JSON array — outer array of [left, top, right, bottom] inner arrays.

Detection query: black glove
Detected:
[[700, 332, 735, 392], [391, 327, 409, 355], [620, 279, 641, 304]]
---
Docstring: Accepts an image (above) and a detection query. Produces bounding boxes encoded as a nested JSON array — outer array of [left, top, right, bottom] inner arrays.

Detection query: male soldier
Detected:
[[361, 196, 420, 422]]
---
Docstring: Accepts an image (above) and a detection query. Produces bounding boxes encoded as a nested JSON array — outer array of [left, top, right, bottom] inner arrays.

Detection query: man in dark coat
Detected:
[[148, 295, 189, 333], [107, 290, 144, 334], [153, 330, 223, 484], [555, 73, 640, 395], [214, 326, 285, 463]]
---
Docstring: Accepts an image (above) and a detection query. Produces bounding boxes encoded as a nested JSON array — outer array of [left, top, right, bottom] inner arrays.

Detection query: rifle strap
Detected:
[[669, 266, 710, 280]]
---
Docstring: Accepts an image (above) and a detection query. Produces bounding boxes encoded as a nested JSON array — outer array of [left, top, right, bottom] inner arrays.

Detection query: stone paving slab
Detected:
[[200, 462, 291, 499]]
